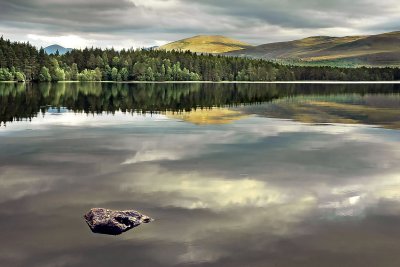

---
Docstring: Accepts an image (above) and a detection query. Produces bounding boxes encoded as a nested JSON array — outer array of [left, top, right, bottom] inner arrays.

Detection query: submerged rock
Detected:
[[84, 208, 153, 235]]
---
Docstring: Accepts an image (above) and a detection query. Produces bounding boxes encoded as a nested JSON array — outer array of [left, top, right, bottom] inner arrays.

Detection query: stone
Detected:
[[84, 208, 153, 235]]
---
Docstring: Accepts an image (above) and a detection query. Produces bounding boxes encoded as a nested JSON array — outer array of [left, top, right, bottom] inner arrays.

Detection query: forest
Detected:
[[1, 36, 400, 82]]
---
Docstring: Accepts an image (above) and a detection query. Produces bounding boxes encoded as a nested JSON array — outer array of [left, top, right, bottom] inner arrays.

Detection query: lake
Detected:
[[1, 82, 400, 267]]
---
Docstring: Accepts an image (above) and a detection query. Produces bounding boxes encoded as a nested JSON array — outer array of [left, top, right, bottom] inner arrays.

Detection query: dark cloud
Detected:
[[0, 0, 399, 47]]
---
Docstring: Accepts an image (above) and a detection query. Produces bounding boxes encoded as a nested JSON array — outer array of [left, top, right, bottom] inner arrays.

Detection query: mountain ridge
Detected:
[[224, 31, 400, 66], [44, 44, 72, 55]]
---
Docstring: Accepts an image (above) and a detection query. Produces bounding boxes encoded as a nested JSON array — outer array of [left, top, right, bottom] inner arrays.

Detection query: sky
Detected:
[[0, 0, 399, 49]]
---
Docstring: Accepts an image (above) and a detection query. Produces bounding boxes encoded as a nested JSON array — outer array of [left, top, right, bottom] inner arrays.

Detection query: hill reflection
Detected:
[[0, 82, 399, 126]]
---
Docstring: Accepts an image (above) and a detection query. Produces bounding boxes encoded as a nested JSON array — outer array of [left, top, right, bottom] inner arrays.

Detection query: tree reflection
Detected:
[[0, 82, 399, 126]]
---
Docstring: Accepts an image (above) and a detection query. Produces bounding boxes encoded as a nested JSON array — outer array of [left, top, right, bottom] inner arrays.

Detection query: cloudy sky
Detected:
[[0, 0, 399, 49]]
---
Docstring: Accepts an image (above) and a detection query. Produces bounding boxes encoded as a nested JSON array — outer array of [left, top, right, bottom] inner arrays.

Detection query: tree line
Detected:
[[1, 36, 400, 82]]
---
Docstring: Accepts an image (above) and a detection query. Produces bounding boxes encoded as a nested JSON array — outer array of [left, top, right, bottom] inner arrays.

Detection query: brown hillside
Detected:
[[159, 35, 252, 54]]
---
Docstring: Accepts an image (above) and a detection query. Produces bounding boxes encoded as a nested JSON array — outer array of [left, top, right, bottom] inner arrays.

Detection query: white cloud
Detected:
[[119, 164, 315, 210], [122, 150, 183, 164], [129, 0, 180, 9], [1, 111, 168, 131], [27, 34, 95, 49]]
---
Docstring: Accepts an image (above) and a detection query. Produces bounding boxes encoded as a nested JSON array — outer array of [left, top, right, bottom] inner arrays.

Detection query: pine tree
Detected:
[[111, 67, 118, 81], [71, 63, 79, 81], [0, 50, 5, 68], [145, 67, 155, 81], [39, 66, 51, 82], [88, 53, 96, 69], [14, 71, 25, 82]]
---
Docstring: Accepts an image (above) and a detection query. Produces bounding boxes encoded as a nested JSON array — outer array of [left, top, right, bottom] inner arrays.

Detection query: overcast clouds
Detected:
[[0, 0, 399, 49]]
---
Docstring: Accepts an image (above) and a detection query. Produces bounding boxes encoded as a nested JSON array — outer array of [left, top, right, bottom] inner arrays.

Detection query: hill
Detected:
[[159, 35, 252, 54], [225, 31, 400, 67], [44, 45, 72, 55]]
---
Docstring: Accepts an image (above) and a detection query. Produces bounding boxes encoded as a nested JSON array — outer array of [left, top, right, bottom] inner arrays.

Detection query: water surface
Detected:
[[1, 83, 400, 267]]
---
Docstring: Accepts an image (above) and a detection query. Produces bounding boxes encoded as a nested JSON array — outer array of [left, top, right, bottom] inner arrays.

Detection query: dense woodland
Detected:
[[1, 36, 400, 82]]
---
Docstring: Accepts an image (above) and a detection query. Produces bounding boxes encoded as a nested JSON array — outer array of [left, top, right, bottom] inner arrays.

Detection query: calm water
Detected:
[[1, 82, 400, 267]]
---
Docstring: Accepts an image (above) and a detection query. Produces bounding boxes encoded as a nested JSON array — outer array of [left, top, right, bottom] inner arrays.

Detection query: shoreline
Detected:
[[1, 80, 400, 84], [111, 81, 400, 84]]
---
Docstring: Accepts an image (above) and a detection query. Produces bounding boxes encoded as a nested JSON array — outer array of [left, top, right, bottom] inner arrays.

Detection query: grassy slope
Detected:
[[159, 35, 252, 54], [225, 31, 400, 67]]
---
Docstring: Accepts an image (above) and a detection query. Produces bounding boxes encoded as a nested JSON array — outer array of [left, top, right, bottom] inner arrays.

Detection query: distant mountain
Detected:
[[44, 45, 72, 55], [143, 46, 159, 51], [159, 35, 252, 54], [225, 31, 400, 67]]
